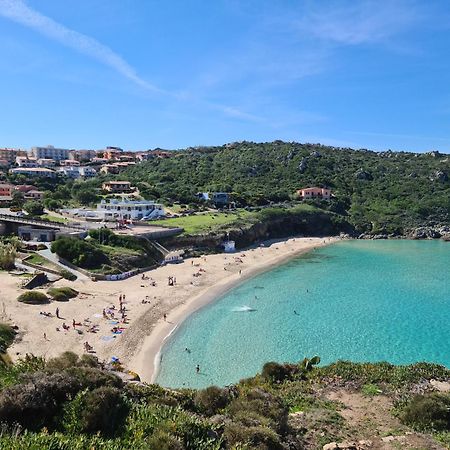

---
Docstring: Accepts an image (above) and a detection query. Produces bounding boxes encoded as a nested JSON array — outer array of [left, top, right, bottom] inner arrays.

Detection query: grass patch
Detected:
[[23, 253, 61, 272], [17, 291, 49, 304], [361, 383, 382, 397], [24, 254, 45, 265], [154, 209, 255, 234], [40, 214, 68, 224], [98, 245, 141, 256], [47, 287, 78, 302]]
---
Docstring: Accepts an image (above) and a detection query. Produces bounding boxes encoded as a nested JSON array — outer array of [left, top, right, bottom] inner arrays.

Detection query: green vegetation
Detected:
[[0, 324, 15, 354], [60, 269, 77, 281], [47, 287, 78, 302], [121, 142, 449, 234], [41, 214, 68, 223], [23, 253, 60, 272], [23, 200, 44, 217], [51, 233, 161, 274], [0, 347, 447, 449], [51, 237, 108, 269], [401, 393, 450, 432], [156, 210, 254, 235], [0, 242, 16, 271], [17, 290, 49, 304]]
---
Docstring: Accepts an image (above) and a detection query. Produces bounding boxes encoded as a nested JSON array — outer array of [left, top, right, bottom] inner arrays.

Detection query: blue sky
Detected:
[[0, 0, 449, 152]]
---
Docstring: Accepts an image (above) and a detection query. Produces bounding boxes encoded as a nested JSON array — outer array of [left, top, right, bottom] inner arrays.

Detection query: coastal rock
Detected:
[[298, 158, 308, 173], [310, 151, 322, 158], [429, 170, 448, 182], [408, 227, 442, 239]]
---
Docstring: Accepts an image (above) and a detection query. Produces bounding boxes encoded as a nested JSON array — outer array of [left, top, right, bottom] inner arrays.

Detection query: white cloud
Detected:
[[0, 0, 162, 93], [295, 0, 421, 45], [0, 0, 266, 123]]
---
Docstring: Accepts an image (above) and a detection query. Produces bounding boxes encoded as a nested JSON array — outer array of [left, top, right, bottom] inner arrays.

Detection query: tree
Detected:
[[0, 242, 16, 270], [23, 201, 44, 217]]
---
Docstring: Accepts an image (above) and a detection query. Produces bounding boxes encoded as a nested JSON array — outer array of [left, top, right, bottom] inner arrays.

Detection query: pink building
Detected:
[[297, 187, 332, 200]]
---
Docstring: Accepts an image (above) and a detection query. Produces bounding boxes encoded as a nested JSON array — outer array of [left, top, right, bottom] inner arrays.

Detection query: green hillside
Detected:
[[124, 142, 450, 235]]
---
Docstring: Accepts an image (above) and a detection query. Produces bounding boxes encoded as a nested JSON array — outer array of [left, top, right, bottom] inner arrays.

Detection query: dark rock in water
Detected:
[[298, 158, 308, 173], [429, 170, 448, 182], [408, 227, 442, 239], [355, 169, 373, 180]]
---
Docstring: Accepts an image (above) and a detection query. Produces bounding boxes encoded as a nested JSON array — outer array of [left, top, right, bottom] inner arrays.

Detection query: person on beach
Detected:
[[43, 332, 48, 340], [72, 319, 76, 329], [56, 307, 60, 319], [163, 313, 167, 321]]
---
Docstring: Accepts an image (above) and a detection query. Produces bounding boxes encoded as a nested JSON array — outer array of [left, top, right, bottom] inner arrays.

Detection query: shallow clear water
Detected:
[[156, 240, 450, 388]]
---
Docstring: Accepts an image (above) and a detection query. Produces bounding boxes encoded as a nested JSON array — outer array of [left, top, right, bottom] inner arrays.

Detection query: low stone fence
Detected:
[[20, 258, 62, 277]]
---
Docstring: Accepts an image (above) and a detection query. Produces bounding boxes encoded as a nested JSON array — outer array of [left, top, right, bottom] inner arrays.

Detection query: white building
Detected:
[[31, 145, 71, 161], [10, 167, 57, 178], [16, 156, 37, 167], [96, 199, 165, 221], [58, 166, 97, 179]]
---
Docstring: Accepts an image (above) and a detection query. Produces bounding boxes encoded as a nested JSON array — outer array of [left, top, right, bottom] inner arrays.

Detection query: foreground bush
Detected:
[[63, 386, 129, 436], [194, 386, 231, 416], [47, 287, 78, 302], [261, 361, 291, 383], [17, 290, 49, 304], [223, 423, 283, 450], [401, 393, 450, 432]]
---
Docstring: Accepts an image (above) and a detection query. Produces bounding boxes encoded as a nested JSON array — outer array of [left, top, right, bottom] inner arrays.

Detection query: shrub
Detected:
[[194, 386, 231, 415], [401, 393, 450, 432], [223, 423, 283, 450], [47, 287, 78, 302], [64, 387, 129, 436], [17, 291, 49, 304], [23, 200, 44, 217], [228, 389, 288, 434], [146, 430, 184, 450], [64, 366, 123, 390], [0, 371, 83, 429], [51, 237, 108, 269], [0, 324, 15, 354], [261, 362, 290, 383], [60, 269, 77, 281], [45, 351, 80, 371], [0, 242, 16, 270]]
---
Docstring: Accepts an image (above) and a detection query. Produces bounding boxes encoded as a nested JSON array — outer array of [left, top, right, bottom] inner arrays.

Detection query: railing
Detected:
[[0, 213, 85, 231]]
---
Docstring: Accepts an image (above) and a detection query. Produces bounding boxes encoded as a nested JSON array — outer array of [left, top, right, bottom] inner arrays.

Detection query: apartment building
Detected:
[[30, 145, 71, 161]]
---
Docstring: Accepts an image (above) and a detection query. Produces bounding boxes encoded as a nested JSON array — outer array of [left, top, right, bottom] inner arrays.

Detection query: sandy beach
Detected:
[[0, 236, 337, 382]]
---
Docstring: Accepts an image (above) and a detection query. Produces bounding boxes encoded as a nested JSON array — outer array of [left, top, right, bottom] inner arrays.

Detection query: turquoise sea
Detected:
[[156, 240, 450, 388]]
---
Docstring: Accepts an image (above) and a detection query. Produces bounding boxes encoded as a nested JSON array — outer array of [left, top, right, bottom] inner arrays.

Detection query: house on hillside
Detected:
[[10, 167, 56, 178], [102, 181, 134, 193], [0, 183, 14, 201], [297, 187, 332, 201]]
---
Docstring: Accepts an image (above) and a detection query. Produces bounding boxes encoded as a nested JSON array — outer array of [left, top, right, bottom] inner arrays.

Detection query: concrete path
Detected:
[[38, 246, 91, 282]]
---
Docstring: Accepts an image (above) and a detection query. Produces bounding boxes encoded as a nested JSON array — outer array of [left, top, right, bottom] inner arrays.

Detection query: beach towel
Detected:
[[101, 336, 115, 341]]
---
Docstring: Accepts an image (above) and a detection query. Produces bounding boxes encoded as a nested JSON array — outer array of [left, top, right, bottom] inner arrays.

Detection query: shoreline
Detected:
[[2, 236, 337, 382], [131, 236, 338, 383]]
